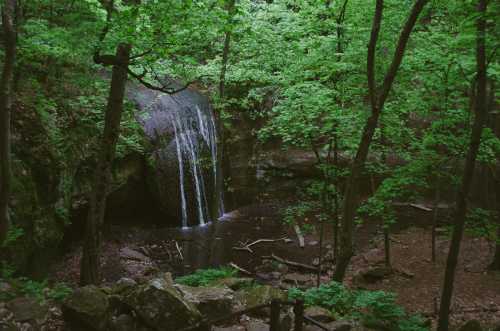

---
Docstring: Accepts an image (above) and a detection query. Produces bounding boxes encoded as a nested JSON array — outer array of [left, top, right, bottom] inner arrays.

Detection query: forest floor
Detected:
[[50, 203, 500, 329]]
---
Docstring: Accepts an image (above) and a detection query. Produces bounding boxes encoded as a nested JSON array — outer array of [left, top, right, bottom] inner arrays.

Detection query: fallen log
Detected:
[[229, 262, 252, 276], [263, 254, 318, 272]]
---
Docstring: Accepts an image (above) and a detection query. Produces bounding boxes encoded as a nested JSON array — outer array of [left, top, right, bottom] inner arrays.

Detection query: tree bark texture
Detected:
[[0, 0, 17, 243], [437, 1, 488, 329], [333, 0, 428, 281], [80, 43, 132, 285]]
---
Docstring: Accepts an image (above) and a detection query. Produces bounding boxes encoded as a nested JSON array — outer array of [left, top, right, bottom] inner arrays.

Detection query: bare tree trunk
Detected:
[[333, 0, 428, 282], [333, 133, 340, 261], [431, 187, 440, 263], [489, 83, 500, 270], [491, 179, 500, 270], [437, 1, 488, 329], [0, 0, 17, 243], [80, 43, 132, 285]]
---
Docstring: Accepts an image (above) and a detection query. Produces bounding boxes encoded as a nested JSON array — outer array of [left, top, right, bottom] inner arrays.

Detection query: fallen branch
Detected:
[[263, 254, 318, 272], [294, 225, 305, 248], [232, 237, 287, 253], [410, 203, 432, 212], [229, 262, 252, 276], [175, 241, 183, 260]]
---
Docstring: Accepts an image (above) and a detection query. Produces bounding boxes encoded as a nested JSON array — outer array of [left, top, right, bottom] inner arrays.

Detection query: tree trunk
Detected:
[[431, 187, 440, 263], [0, 0, 17, 243], [491, 179, 500, 270], [437, 1, 488, 329], [489, 84, 500, 270], [333, 0, 428, 282], [80, 43, 132, 285]]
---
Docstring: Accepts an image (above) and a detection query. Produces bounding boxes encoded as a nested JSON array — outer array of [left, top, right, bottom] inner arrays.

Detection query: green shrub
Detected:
[[288, 282, 428, 331], [47, 283, 73, 302], [176, 267, 237, 287]]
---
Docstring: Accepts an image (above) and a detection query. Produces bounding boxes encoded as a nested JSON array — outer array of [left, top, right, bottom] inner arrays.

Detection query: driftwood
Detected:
[[294, 225, 305, 248], [229, 262, 252, 275], [263, 254, 318, 272], [232, 237, 288, 253]]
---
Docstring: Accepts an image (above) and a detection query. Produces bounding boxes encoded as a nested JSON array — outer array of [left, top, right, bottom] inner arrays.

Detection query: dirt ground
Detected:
[[50, 204, 500, 330]]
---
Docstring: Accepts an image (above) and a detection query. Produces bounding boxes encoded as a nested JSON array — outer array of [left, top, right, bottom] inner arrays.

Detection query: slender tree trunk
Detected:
[[333, 0, 428, 282], [491, 179, 500, 270], [437, 1, 488, 329], [333, 133, 339, 261], [431, 187, 440, 263], [217, 0, 236, 216], [489, 85, 500, 270], [0, 0, 17, 243], [80, 43, 132, 285]]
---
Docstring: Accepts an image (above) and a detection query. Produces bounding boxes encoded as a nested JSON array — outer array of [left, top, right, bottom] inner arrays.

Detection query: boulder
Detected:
[[304, 306, 334, 323], [176, 284, 235, 319], [354, 266, 392, 284], [62, 286, 110, 331], [110, 314, 136, 331], [236, 285, 287, 317], [458, 320, 483, 331], [113, 278, 137, 294], [327, 320, 353, 331], [282, 273, 311, 286], [119, 248, 150, 262], [214, 277, 254, 291], [213, 326, 245, 331], [7, 297, 48, 325], [123, 277, 201, 331], [245, 320, 270, 331]]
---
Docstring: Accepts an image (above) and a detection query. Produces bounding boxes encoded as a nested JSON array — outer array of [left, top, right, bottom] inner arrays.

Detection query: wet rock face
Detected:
[[130, 84, 222, 228]]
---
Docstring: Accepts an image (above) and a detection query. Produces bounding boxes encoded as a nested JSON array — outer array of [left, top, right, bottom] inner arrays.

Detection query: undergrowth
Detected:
[[176, 267, 238, 287], [0, 273, 72, 303], [288, 282, 429, 331]]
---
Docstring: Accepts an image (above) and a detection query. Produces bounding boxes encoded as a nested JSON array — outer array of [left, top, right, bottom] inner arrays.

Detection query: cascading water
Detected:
[[131, 85, 224, 227]]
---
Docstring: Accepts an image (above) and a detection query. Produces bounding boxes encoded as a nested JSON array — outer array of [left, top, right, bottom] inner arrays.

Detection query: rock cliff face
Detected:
[[129, 84, 223, 228]]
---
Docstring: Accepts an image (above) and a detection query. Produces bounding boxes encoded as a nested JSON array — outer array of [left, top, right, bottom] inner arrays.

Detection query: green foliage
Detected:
[[1, 226, 24, 248], [288, 282, 428, 330], [0, 276, 72, 303], [176, 267, 237, 287], [46, 283, 73, 302]]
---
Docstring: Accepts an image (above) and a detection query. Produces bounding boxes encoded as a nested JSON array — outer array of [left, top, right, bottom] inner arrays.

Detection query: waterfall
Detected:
[[131, 85, 224, 227]]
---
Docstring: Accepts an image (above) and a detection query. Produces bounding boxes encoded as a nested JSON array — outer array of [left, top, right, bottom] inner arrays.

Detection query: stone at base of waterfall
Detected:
[[304, 306, 335, 323], [235, 286, 287, 317], [113, 278, 137, 294], [459, 320, 483, 331], [244, 320, 270, 331], [214, 277, 255, 291], [109, 314, 136, 331], [123, 278, 201, 331], [305, 321, 353, 331], [175, 284, 235, 319], [62, 286, 110, 331], [6, 297, 48, 325], [213, 326, 246, 331]]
